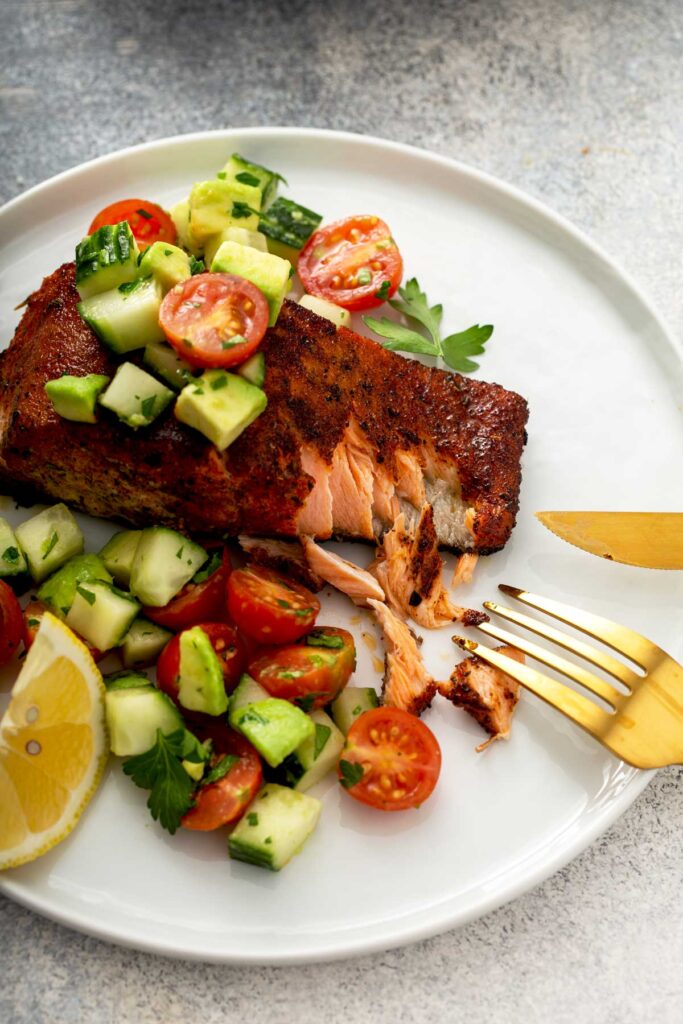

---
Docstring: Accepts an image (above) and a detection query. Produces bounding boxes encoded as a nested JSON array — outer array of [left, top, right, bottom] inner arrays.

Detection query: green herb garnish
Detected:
[[232, 201, 255, 219], [305, 630, 344, 650], [140, 396, 156, 418], [123, 729, 202, 834], [246, 811, 259, 826], [75, 585, 96, 606], [42, 531, 59, 560], [2, 546, 19, 564], [136, 208, 153, 219], [235, 171, 261, 188], [313, 723, 331, 758], [339, 759, 364, 789], [210, 375, 229, 390], [201, 754, 238, 787], [374, 280, 391, 301], [189, 256, 205, 276]]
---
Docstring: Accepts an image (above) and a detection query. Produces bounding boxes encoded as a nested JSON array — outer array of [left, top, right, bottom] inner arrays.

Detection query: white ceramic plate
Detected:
[[1, 129, 681, 964]]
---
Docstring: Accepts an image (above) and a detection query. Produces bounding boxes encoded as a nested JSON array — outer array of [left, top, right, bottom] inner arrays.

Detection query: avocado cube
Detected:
[[229, 698, 315, 767], [169, 200, 203, 257], [0, 518, 28, 577], [203, 226, 268, 270], [220, 153, 281, 209], [137, 241, 192, 293], [99, 362, 174, 430], [210, 241, 290, 325], [37, 553, 112, 617], [45, 374, 111, 424], [189, 178, 262, 244], [175, 370, 267, 451], [177, 625, 228, 716], [228, 783, 321, 871]]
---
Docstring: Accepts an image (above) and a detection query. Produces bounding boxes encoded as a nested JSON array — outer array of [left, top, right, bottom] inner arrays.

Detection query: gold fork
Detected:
[[452, 584, 683, 769]]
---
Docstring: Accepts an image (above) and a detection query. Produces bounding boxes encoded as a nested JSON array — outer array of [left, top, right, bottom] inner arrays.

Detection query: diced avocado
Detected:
[[0, 518, 28, 577], [106, 686, 183, 756], [298, 294, 351, 329], [228, 783, 321, 871], [230, 674, 271, 715], [229, 697, 314, 768], [15, 504, 85, 583], [258, 197, 322, 266], [143, 341, 198, 392], [137, 241, 192, 293], [203, 225, 268, 269], [99, 362, 174, 430], [189, 178, 262, 244], [210, 241, 289, 326], [129, 526, 207, 607], [330, 686, 379, 735], [236, 351, 266, 388], [121, 617, 172, 668], [65, 580, 140, 651], [177, 625, 229, 716], [75, 221, 139, 299], [37, 553, 112, 617], [220, 153, 282, 209], [44, 373, 110, 424], [169, 199, 203, 257], [104, 669, 151, 691], [99, 530, 142, 588], [276, 709, 345, 791], [182, 759, 205, 783], [78, 277, 165, 354], [175, 370, 267, 451]]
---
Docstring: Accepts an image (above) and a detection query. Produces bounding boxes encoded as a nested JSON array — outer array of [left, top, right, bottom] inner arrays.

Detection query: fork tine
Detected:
[[452, 636, 609, 736], [475, 619, 624, 709], [483, 599, 639, 690], [498, 585, 660, 672]]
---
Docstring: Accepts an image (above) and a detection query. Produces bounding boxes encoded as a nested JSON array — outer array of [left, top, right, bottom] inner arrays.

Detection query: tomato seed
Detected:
[[371, 261, 382, 271], [380, 773, 392, 790]]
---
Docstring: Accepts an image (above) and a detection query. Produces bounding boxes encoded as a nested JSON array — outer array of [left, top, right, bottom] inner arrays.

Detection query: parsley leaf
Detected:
[[313, 723, 331, 758], [75, 584, 96, 606], [123, 729, 199, 834], [374, 280, 391, 301], [304, 630, 344, 649], [362, 277, 493, 373], [2, 546, 19, 564], [201, 754, 238, 786], [339, 759, 364, 789], [141, 396, 156, 418], [42, 531, 59, 560], [189, 256, 205, 276], [235, 171, 261, 187]]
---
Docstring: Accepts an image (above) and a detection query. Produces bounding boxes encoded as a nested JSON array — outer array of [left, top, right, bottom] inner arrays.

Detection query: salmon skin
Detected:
[[0, 263, 529, 552]]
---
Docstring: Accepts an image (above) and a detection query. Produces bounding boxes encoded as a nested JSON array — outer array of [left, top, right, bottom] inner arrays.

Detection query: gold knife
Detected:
[[536, 511, 683, 569]]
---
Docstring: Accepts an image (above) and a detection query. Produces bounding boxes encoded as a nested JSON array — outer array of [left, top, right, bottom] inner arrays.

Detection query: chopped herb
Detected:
[[294, 608, 313, 618], [123, 728, 197, 834], [210, 375, 229, 390], [1, 546, 19, 564], [264, 836, 272, 844], [75, 585, 96, 606], [118, 278, 146, 296], [339, 759, 364, 789], [189, 256, 205, 275], [42, 531, 59, 560], [246, 811, 259, 826], [140, 396, 156, 418], [232, 201, 256, 219], [276, 598, 292, 609], [201, 754, 239, 786], [216, 171, 227, 179], [175, 546, 184, 559], [357, 268, 372, 286], [193, 388, 204, 396], [27, 617, 40, 628], [164, 249, 173, 256], [314, 723, 331, 758], [240, 709, 269, 726], [192, 550, 221, 583], [352, 705, 362, 717], [220, 334, 246, 350], [305, 630, 344, 649], [235, 171, 261, 188], [374, 280, 391, 301], [136, 208, 153, 219]]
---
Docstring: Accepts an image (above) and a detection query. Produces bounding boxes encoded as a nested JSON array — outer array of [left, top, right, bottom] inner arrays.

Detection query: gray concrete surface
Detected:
[[1, 0, 682, 1021]]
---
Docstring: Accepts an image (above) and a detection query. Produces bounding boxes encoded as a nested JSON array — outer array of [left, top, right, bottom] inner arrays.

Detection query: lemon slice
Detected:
[[0, 612, 108, 870]]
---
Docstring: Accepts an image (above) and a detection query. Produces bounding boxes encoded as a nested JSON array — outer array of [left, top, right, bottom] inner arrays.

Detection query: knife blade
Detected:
[[535, 511, 683, 569]]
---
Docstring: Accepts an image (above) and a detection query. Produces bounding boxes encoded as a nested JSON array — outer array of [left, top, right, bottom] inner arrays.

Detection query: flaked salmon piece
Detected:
[[439, 645, 525, 749], [372, 464, 400, 532], [394, 449, 426, 508], [300, 536, 384, 606], [238, 536, 324, 591], [452, 553, 479, 588], [328, 417, 375, 539], [369, 599, 437, 716], [297, 446, 334, 538], [370, 506, 488, 629]]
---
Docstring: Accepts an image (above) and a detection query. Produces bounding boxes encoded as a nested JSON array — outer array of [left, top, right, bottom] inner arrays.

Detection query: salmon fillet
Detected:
[[439, 645, 525, 749], [369, 599, 437, 716], [0, 263, 528, 550]]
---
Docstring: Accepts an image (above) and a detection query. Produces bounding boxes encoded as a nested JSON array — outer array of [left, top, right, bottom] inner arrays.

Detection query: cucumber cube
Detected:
[[137, 241, 192, 293], [0, 518, 27, 577], [75, 221, 139, 299], [259, 197, 322, 265], [129, 527, 207, 607], [330, 686, 379, 735], [99, 362, 174, 430], [78, 278, 165, 355], [44, 373, 110, 423], [121, 618, 172, 669], [236, 351, 266, 388], [99, 530, 142, 588], [230, 674, 271, 714], [37, 553, 112, 617], [228, 783, 321, 871], [104, 670, 151, 691], [298, 294, 351, 329], [189, 178, 262, 243], [175, 370, 267, 451], [277, 709, 345, 791], [143, 341, 198, 392], [203, 225, 268, 270], [106, 686, 183, 756], [221, 153, 281, 209], [15, 504, 85, 583], [65, 581, 140, 651], [229, 697, 314, 768]]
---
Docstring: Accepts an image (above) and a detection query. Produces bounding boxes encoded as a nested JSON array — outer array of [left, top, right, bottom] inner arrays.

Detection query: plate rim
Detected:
[[0, 126, 674, 963]]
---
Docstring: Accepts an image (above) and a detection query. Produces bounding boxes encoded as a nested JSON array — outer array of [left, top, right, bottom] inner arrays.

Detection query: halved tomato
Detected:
[[159, 273, 269, 369], [248, 627, 356, 710], [88, 198, 176, 250], [298, 215, 403, 311], [182, 724, 262, 831], [0, 580, 22, 665], [227, 566, 320, 645], [338, 706, 441, 811], [144, 547, 230, 631], [156, 621, 247, 706]]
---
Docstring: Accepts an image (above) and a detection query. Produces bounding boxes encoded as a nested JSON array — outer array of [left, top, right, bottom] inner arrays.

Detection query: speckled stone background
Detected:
[[1, 0, 681, 1021]]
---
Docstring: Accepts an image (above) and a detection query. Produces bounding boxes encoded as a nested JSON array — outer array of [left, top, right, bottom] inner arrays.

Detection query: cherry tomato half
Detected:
[[227, 566, 320, 645], [249, 627, 356, 711], [0, 580, 23, 665], [88, 198, 176, 250], [22, 598, 105, 663], [159, 273, 269, 369], [144, 548, 230, 631], [156, 622, 247, 708], [298, 215, 403, 312], [338, 707, 441, 812], [181, 724, 262, 831]]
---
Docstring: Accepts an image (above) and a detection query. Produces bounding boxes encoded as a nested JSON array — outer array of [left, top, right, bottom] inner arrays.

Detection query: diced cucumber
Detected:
[[129, 526, 207, 607], [220, 153, 281, 209], [78, 278, 165, 354], [258, 197, 322, 266], [230, 674, 271, 714], [106, 686, 183, 756], [104, 669, 151, 691], [298, 294, 351, 329], [276, 709, 345, 792], [210, 241, 290, 326], [182, 759, 205, 783], [137, 241, 192, 293], [99, 530, 142, 588], [330, 686, 379, 735], [189, 178, 262, 244], [75, 221, 139, 299], [203, 225, 268, 269], [37, 553, 112, 617], [236, 351, 266, 388], [143, 341, 198, 392], [15, 504, 84, 583], [65, 581, 140, 651], [44, 373, 110, 423], [0, 518, 27, 577], [175, 370, 267, 451], [121, 617, 172, 669], [228, 783, 321, 871], [177, 626, 228, 716], [170, 200, 203, 257], [99, 362, 174, 430], [229, 697, 314, 768]]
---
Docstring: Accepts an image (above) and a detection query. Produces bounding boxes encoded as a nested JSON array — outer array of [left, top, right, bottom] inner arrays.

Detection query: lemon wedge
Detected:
[[0, 612, 108, 870]]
